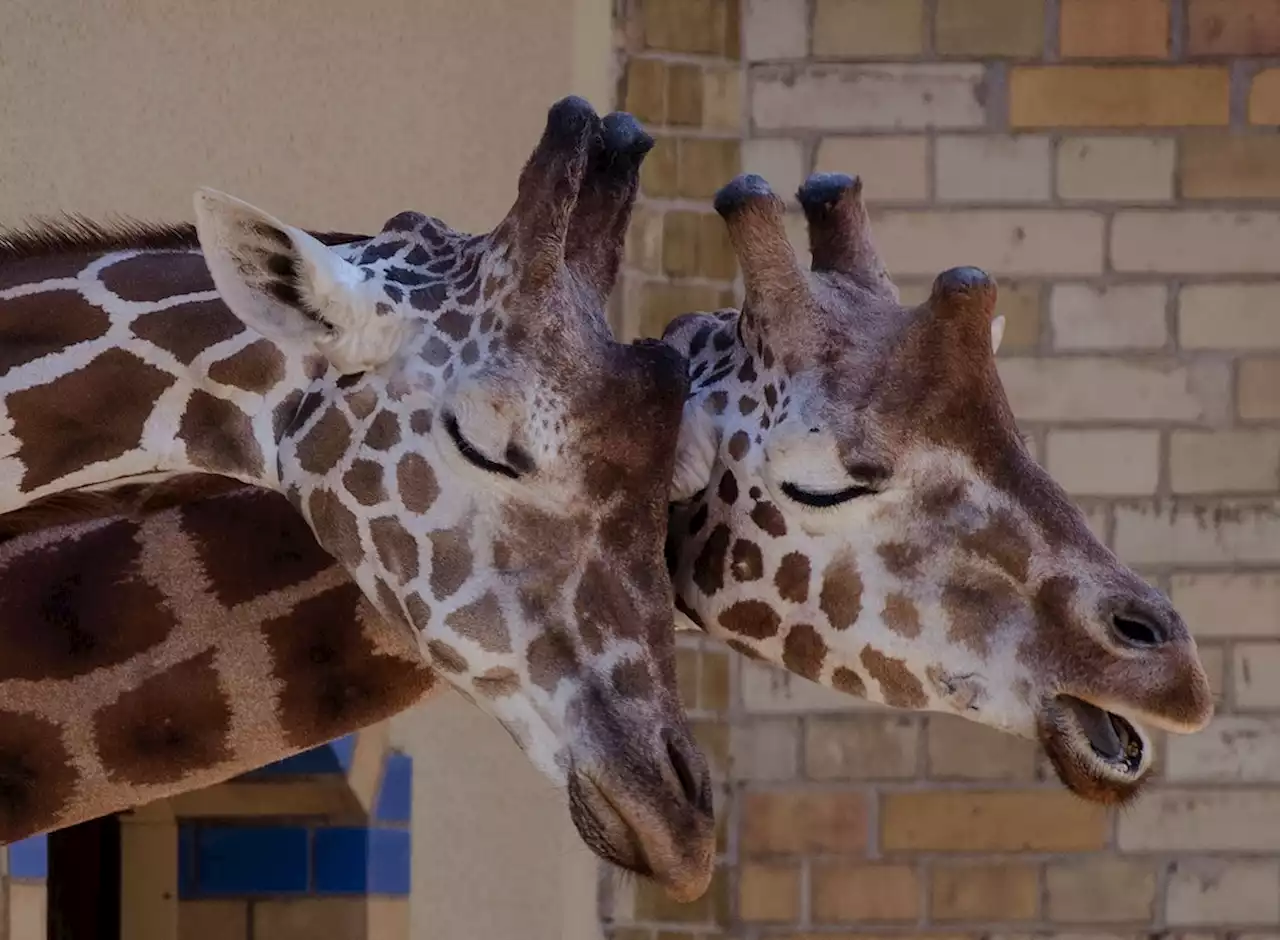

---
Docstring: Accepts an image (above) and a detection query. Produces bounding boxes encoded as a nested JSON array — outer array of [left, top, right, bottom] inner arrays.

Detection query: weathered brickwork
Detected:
[[606, 0, 1280, 937]]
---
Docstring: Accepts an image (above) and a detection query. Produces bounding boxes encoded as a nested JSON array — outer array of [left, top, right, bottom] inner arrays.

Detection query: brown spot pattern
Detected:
[[0, 290, 109, 379], [364, 411, 402, 451], [527, 628, 580, 693], [719, 600, 782, 639], [445, 591, 510, 653], [0, 711, 77, 841], [94, 650, 232, 786], [879, 541, 925, 578], [9, 348, 176, 492], [782, 623, 827, 682], [308, 488, 364, 567], [693, 524, 731, 595], [131, 300, 245, 364], [730, 539, 764, 582], [727, 430, 750, 461], [207, 339, 286, 394], [473, 667, 521, 698], [819, 555, 863, 631], [883, 593, 922, 638], [573, 561, 630, 655], [297, 405, 353, 475], [943, 570, 1022, 656], [100, 252, 214, 301], [774, 552, 810, 603], [428, 523, 473, 598], [395, 453, 439, 514], [344, 459, 387, 506], [0, 518, 176, 680], [859, 646, 927, 709], [181, 390, 265, 478], [832, 667, 867, 697], [961, 508, 1033, 583], [428, 639, 468, 673], [371, 516, 420, 583], [612, 659, 654, 699], [750, 502, 787, 537]]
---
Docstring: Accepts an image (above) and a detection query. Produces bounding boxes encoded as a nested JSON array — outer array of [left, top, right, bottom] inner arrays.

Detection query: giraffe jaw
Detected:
[[1038, 694, 1153, 806]]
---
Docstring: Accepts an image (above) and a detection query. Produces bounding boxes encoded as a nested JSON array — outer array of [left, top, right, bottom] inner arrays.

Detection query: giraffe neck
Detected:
[[0, 241, 364, 513]]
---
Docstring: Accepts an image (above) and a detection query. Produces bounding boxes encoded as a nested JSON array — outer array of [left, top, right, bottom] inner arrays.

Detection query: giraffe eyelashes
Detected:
[[442, 411, 525, 480], [780, 481, 878, 508]]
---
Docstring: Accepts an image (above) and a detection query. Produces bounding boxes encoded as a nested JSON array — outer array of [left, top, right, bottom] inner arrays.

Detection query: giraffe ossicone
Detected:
[[0, 97, 716, 900], [664, 170, 1213, 805]]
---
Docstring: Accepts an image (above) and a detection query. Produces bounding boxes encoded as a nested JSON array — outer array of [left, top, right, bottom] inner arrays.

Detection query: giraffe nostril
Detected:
[[662, 728, 708, 811], [1110, 609, 1168, 649]]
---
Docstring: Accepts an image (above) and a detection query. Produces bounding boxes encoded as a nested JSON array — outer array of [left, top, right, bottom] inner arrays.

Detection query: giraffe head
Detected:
[[663, 172, 1213, 805], [190, 98, 714, 898]]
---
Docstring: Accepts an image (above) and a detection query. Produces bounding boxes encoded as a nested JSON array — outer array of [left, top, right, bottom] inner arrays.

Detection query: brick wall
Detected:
[[607, 0, 1280, 937]]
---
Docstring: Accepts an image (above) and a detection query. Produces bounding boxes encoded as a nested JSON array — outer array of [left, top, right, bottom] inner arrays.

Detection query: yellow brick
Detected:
[[1240, 357, 1280, 420], [805, 715, 919, 780], [663, 211, 702, 279], [1049, 283, 1168, 350], [667, 65, 703, 127], [1113, 210, 1280, 274], [1182, 135, 1280, 199], [635, 867, 730, 924], [702, 67, 742, 131], [1250, 69, 1280, 124], [936, 0, 1045, 56], [635, 282, 734, 339], [744, 0, 808, 59], [1061, 0, 1169, 57], [814, 137, 928, 201], [931, 863, 1040, 921], [739, 863, 801, 922], [1011, 67, 1230, 128], [1114, 500, 1280, 567], [253, 899, 368, 940], [1167, 858, 1280, 924], [1189, 0, 1280, 55], [936, 135, 1052, 203], [698, 213, 737, 281], [1046, 429, 1161, 496], [926, 713, 1038, 780], [813, 0, 924, 57], [640, 136, 678, 198], [1045, 857, 1158, 922], [812, 864, 920, 923], [676, 648, 699, 709], [692, 719, 730, 779], [643, 0, 736, 55], [701, 651, 730, 711], [180, 902, 249, 940], [1057, 136, 1176, 202], [625, 58, 667, 125], [1171, 430, 1280, 494], [677, 138, 741, 200], [881, 790, 1108, 851], [741, 790, 868, 855], [624, 205, 664, 275], [1173, 572, 1280, 638], [1181, 283, 1280, 350]]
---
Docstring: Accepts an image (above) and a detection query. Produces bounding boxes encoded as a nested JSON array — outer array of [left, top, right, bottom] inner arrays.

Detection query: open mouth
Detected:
[[1058, 695, 1146, 774], [1040, 694, 1153, 804]]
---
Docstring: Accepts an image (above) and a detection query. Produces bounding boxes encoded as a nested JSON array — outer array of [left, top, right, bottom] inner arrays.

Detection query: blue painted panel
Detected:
[[312, 827, 410, 896], [8, 834, 46, 879], [373, 751, 413, 824], [191, 826, 310, 896], [242, 734, 356, 777], [178, 825, 196, 898]]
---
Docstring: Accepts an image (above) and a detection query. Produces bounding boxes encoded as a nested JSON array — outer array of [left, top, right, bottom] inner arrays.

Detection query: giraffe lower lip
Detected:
[[1058, 695, 1144, 772]]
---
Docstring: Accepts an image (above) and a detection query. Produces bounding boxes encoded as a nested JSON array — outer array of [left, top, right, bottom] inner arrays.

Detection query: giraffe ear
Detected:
[[990, 314, 1007, 355], [670, 397, 718, 503], [193, 188, 409, 374]]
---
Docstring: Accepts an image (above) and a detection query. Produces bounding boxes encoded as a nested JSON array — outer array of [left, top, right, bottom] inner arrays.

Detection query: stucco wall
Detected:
[[0, 3, 611, 939]]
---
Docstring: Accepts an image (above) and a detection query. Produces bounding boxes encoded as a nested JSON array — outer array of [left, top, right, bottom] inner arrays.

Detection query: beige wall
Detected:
[[0, 3, 611, 939]]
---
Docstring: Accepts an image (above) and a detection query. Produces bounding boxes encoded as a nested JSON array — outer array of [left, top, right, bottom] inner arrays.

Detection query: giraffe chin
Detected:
[[1037, 695, 1154, 807]]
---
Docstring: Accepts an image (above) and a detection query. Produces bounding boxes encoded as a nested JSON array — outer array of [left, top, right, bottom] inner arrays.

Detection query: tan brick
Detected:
[[676, 647, 699, 709], [993, 281, 1043, 353], [1167, 716, 1280, 781], [752, 64, 986, 132], [625, 205, 664, 276], [635, 282, 735, 339], [702, 67, 742, 131], [1171, 430, 1280, 494], [677, 138, 740, 200], [1201, 642, 1226, 700], [1119, 790, 1280, 850], [1114, 211, 1280, 274], [253, 899, 368, 940], [179, 901, 249, 940], [882, 791, 1107, 852], [1183, 136, 1280, 200], [998, 358, 1230, 423], [733, 718, 800, 780], [1189, 0, 1280, 55], [815, 137, 928, 201], [1057, 137, 1175, 202], [1167, 859, 1280, 925], [740, 863, 801, 923], [874, 210, 1103, 277], [1115, 500, 1280, 566], [1235, 642, 1280, 709], [625, 58, 668, 125], [667, 65, 703, 127], [1181, 284, 1280, 349], [932, 863, 1039, 922], [1250, 69, 1280, 124], [936, 135, 1051, 203], [743, 138, 806, 201], [926, 714, 1038, 781], [813, 0, 924, 57], [1061, 0, 1170, 58], [744, 0, 808, 59], [1050, 283, 1167, 350], [1240, 357, 1280, 420], [936, 0, 1045, 57], [1010, 67, 1230, 128], [812, 864, 920, 923], [1045, 430, 1161, 496], [1046, 857, 1158, 922], [805, 714, 919, 780], [742, 659, 885, 713], [701, 650, 730, 711], [662, 211, 736, 281], [643, 0, 736, 55], [1173, 573, 1280, 638], [634, 868, 730, 924], [741, 790, 868, 854], [640, 136, 678, 198], [9, 885, 45, 940]]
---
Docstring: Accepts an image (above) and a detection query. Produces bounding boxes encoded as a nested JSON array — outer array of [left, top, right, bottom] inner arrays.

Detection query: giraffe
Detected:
[[0, 97, 718, 901], [661, 171, 1214, 805]]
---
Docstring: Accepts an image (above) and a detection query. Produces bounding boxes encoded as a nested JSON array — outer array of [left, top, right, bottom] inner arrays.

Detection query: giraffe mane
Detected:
[[0, 213, 370, 262]]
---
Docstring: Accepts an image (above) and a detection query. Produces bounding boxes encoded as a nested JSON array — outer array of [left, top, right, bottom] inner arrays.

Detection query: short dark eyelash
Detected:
[[781, 481, 878, 508], [443, 412, 522, 480]]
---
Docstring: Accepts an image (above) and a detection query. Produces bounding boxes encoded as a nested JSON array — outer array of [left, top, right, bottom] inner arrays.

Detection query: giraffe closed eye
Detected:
[[780, 480, 877, 508], [441, 411, 529, 480]]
